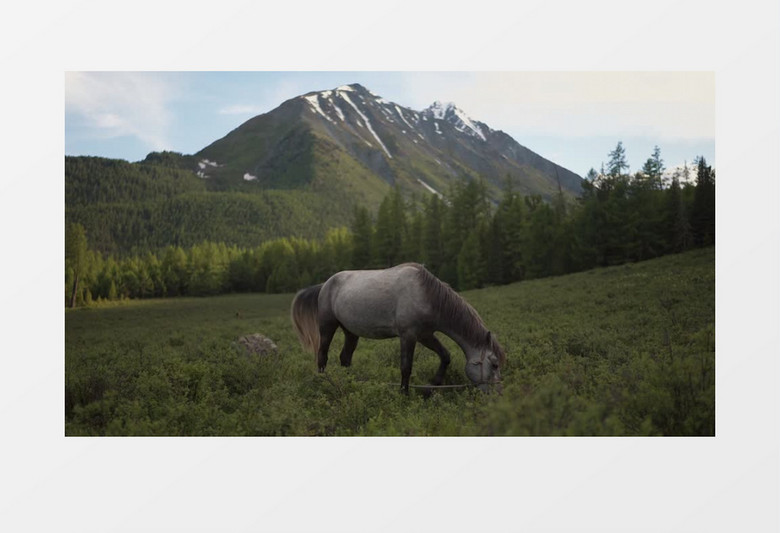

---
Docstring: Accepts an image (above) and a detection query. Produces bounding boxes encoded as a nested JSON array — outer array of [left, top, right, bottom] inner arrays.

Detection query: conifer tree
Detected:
[[665, 175, 693, 252], [691, 156, 715, 246], [607, 141, 630, 177], [457, 227, 486, 290], [421, 195, 445, 275], [65, 223, 89, 308], [350, 206, 373, 269], [640, 145, 665, 189]]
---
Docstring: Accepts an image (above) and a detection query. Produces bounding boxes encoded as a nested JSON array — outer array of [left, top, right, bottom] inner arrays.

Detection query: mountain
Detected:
[[193, 83, 582, 201], [66, 83, 584, 254]]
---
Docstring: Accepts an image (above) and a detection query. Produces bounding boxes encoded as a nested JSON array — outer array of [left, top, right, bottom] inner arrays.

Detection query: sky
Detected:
[[5, 1, 780, 532], [65, 71, 715, 178]]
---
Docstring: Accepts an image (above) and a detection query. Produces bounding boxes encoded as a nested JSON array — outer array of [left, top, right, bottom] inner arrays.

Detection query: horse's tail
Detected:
[[291, 283, 323, 359]]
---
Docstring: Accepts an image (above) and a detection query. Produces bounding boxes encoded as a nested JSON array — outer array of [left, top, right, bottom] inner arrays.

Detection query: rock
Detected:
[[236, 334, 278, 356]]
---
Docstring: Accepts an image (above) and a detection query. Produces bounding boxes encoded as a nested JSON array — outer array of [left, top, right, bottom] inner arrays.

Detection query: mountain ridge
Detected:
[[66, 83, 586, 254], [193, 83, 583, 201]]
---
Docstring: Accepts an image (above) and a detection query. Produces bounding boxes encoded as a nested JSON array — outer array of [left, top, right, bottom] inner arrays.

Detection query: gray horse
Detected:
[[291, 262, 505, 393]]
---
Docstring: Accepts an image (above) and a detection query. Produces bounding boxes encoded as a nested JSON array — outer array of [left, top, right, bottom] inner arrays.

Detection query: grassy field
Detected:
[[65, 247, 714, 436]]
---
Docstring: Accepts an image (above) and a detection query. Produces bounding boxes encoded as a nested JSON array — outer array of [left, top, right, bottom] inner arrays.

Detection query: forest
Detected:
[[65, 144, 715, 307]]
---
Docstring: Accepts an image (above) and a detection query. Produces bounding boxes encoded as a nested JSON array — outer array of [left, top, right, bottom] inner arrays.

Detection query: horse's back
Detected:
[[321, 264, 431, 339]]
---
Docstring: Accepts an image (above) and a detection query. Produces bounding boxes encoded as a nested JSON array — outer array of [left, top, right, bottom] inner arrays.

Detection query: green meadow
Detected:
[[65, 247, 714, 436]]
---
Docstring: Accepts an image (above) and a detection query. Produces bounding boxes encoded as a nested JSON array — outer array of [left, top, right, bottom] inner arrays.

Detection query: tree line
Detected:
[[65, 144, 715, 307]]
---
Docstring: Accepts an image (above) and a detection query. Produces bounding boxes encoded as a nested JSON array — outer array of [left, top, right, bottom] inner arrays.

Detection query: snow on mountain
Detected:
[[338, 90, 393, 158], [301, 86, 491, 147], [194, 82, 582, 200], [422, 101, 487, 141], [662, 163, 700, 186]]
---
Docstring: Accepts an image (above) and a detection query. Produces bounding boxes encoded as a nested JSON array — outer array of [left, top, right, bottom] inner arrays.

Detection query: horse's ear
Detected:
[[485, 331, 492, 344]]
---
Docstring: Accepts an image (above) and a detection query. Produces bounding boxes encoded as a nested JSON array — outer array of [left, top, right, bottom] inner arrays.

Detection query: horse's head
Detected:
[[465, 331, 504, 393]]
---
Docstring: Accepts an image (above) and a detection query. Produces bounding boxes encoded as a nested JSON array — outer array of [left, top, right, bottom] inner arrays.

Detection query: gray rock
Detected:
[[236, 334, 278, 356]]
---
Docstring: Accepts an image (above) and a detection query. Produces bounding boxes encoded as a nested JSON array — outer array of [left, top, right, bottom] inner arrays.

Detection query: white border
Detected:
[[2, 1, 778, 532]]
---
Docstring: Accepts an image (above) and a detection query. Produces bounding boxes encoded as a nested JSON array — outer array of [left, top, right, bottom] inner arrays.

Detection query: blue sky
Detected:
[[65, 71, 714, 178]]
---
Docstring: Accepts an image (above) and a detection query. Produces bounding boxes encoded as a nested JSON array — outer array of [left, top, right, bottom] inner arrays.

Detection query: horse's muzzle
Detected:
[[478, 382, 503, 394]]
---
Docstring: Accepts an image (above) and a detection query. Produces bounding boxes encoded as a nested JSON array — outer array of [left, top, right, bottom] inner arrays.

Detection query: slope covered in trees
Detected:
[[65, 145, 715, 307], [65, 155, 380, 254]]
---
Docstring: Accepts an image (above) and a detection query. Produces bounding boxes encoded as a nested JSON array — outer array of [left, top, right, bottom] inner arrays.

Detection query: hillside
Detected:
[[65, 155, 374, 253], [195, 83, 582, 200], [66, 83, 584, 254], [65, 247, 714, 436]]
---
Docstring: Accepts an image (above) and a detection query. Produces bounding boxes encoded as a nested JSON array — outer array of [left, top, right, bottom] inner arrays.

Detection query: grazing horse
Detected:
[[291, 263, 505, 393]]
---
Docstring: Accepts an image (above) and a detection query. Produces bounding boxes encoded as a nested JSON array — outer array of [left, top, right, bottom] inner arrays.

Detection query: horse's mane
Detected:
[[410, 263, 506, 365]]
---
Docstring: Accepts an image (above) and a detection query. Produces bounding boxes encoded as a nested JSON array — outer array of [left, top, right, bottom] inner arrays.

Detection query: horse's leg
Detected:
[[339, 328, 359, 367], [317, 320, 338, 373], [399, 335, 417, 394], [419, 334, 451, 386]]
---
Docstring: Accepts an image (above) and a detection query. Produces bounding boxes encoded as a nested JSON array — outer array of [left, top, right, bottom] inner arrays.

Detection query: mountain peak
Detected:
[[423, 100, 486, 142]]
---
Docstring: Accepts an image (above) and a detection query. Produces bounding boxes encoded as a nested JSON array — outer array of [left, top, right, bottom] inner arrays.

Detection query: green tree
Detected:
[[65, 223, 89, 308], [350, 206, 373, 269], [691, 156, 715, 246], [373, 188, 406, 267], [664, 175, 693, 252], [607, 141, 630, 177], [421, 194, 445, 275], [639, 145, 665, 190], [457, 227, 487, 290], [266, 251, 300, 293]]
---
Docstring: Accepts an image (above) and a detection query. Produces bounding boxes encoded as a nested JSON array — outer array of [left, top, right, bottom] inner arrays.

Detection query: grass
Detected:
[[65, 247, 714, 436]]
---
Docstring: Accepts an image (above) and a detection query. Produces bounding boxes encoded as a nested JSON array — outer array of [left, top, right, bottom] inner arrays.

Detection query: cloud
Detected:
[[398, 72, 715, 141], [65, 72, 175, 150]]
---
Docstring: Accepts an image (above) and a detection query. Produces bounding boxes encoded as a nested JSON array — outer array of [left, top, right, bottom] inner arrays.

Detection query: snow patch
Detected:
[[332, 101, 345, 121], [425, 101, 486, 141], [340, 92, 392, 159], [395, 105, 414, 130], [243, 173, 258, 181], [451, 107, 486, 141], [417, 178, 443, 198], [198, 159, 218, 170], [336, 85, 355, 92], [304, 94, 334, 123], [428, 101, 448, 120], [434, 122, 442, 135], [662, 163, 701, 186]]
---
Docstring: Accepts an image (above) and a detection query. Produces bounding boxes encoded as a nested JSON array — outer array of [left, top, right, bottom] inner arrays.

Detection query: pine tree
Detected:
[[691, 156, 715, 246], [640, 145, 665, 189], [665, 175, 693, 252], [65, 223, 89, 308], [373, 188, 406, 267], [457, 226, 486, 290], [350, 206, 373, 269], [421, 194, 444, 275], [607, 141, 630, 177]]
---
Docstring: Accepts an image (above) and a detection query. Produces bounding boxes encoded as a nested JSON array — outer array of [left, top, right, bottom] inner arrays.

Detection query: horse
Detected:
[[290, 262, 505, 393]]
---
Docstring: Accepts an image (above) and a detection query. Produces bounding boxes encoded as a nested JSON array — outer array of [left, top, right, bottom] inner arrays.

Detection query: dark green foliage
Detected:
[[65, 248, 714, 436], [691, 156, 716, 246], [65, 155, 381, 255], [350, 206, 373, 269]]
